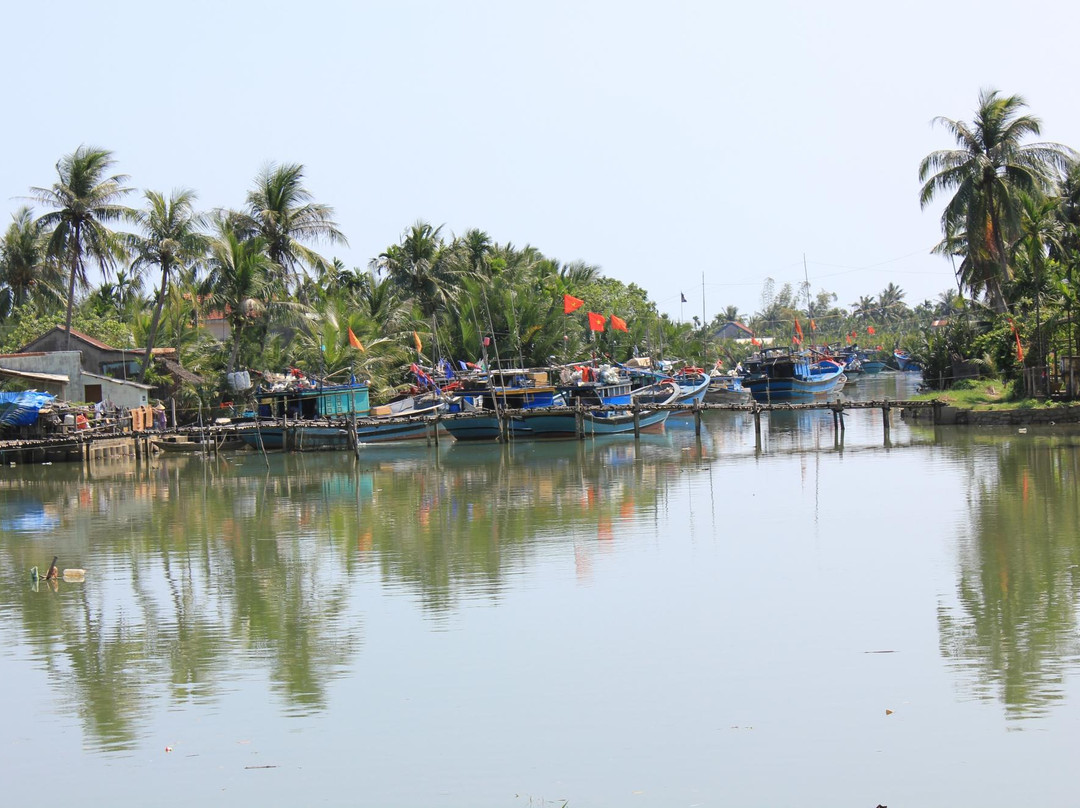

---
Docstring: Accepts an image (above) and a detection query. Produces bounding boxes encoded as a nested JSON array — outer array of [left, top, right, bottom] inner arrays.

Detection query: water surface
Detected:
[[3, 372, 1079, 807]]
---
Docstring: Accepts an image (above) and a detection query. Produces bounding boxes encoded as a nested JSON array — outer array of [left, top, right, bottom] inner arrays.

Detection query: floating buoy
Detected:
[[62, 569, 86, 582]]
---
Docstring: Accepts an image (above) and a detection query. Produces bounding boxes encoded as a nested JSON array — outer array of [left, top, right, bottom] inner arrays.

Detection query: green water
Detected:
[[3, 374, 1080, 806]]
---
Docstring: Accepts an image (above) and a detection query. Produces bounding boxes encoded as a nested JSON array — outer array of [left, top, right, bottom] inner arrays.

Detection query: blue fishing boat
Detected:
[[742, 349, 846, 402], [441, 368, 560, 441], [669, 368, 711, 412], [520, 380, 677, 438], [893, 349, 921, 371]]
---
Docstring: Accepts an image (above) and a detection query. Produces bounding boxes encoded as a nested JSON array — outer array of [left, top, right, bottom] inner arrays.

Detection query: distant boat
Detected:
[[742, 349, 846, 402], [862, 360, 886, 374], [893, 350, 921, 371]]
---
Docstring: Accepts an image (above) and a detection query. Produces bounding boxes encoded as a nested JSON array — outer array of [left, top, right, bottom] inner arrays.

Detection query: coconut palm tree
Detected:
[[1011, 193, 1064, 367], [851, 295, 877, 322], [919, 89, 1073, 312], [205, 223, 274, 373], [239, 162, 347, 293], [0, 206, 63, 318], [129, 189, 209, 382], [877, 283, 908, 323], [31, 146, 134, 348]]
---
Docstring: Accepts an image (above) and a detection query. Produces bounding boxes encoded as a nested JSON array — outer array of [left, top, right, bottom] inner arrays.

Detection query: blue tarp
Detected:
[[0, 391, 56, 427]]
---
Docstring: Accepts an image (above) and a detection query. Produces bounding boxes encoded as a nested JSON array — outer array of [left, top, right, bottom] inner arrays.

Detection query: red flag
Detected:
[[610, 314, 628, 332], [348, 327, 365, 351], [587, 312, 606, 332], [751, 337, 761, 346], [1008, 318, 1024, 362], [867, 326, 876, 335], [413, 331, 423, 353], [810, 319, 817, 332], [563, 294, 584, 314], [794, 318, 803, 337], [792, 335, 802, 345]]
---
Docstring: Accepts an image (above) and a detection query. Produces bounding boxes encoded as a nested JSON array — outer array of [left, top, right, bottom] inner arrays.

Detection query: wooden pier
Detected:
[[0, 399, 940, 465]]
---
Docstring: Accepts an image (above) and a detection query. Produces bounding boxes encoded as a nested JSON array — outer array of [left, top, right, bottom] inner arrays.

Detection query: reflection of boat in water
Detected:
[[742, 349, 846, 402]]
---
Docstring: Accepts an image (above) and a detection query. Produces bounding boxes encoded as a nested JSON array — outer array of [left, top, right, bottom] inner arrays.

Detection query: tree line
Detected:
[[2, 87, 1075, 408]]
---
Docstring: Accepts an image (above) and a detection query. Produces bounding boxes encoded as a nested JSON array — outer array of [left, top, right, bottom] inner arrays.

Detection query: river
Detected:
[[2, 372, 1079, 807]]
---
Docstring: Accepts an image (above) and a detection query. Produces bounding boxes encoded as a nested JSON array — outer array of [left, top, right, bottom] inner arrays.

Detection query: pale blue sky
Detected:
[[2, 0, 1078, 321]]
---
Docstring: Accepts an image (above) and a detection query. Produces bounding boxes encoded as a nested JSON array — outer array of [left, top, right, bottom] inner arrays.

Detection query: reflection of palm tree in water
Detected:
[[939, 439, 1080, 716]]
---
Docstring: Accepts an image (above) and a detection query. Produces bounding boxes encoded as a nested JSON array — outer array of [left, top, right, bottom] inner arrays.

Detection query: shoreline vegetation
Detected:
[[1, 88, 1079, 420]]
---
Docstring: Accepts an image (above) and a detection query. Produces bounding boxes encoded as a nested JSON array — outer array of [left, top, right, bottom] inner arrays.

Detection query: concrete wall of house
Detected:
[[91, 376, 150, 409], [0, 352, 81, 399], [0, 352, 148, 406]]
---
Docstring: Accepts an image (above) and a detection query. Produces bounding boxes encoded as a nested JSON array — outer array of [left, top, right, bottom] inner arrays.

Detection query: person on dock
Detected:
[[45, 556, 58, 581]]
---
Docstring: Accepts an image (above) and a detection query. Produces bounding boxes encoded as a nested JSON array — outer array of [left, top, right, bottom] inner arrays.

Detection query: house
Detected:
[[0, 350, 152, 408], [0, 327, 203, 406], [712, 321, 773, 345]]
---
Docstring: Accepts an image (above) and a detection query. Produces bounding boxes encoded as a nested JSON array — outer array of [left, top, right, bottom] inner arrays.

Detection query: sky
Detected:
[[2, 0, 1079, 323]]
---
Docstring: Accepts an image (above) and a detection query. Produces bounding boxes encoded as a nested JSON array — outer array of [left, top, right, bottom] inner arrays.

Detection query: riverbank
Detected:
[[902, 380, 1080, 425]]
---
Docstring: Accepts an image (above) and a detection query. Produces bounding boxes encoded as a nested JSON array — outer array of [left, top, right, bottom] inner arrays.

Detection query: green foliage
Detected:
[[0, 309, 134, 353]]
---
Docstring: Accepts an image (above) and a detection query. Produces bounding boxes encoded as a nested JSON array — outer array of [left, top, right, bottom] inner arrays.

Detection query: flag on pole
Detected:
[[810, 319, 817, 332], [563, 293, 584, 314], [413, 331, 423, 353], [348, 327, 365, 351], [867, 326, 876, 335], [794, 318, 803, 338], [610, 314, 628, 332], [1008, 318, 1024, 362], [587, 312, 606, 332], [680, 292, 687, 303]]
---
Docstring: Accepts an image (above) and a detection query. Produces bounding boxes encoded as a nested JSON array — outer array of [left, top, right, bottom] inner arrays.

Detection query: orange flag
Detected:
[[348, 327, 365, 351], [564, 294, 584, 314], [810, 319, 817, 332], [610, 314, 628, 332], [1008, 318, 1024, 362], [413, 331, 422, 353], [794, 318, 803, 337], [587, 312, 605, 332], [867, 326, 876, 335]]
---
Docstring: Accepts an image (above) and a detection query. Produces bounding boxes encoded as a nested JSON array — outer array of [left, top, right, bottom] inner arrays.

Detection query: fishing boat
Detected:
[[239, 370, 371, 451], [669, 368, 711, 412], [518, 379, 677, 438], [893, 349, 920, 371], [440, 368, 561, 441], [152, 435, 248, 453], [741, 349, 846, 402], [704, 373, 752, 404]]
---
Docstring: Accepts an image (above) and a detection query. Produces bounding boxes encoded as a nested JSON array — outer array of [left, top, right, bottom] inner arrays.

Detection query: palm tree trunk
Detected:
[[227, 319, 244, 374], [139, 263, 170, 384], [63, 230, 81, 350]]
